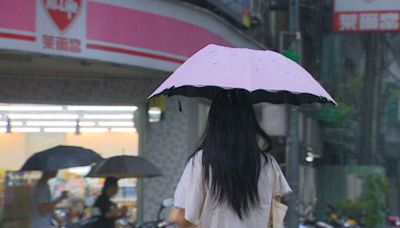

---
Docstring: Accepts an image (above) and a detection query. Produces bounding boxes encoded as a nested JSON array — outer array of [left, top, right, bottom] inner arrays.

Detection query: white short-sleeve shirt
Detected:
[[174, 151, 292, 228]]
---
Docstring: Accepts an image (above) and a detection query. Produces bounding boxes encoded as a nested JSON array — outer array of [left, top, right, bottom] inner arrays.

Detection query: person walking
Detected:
[[93, 176, 127, 228], [169, 90, 292, 228], [31, 171, 69, 228]]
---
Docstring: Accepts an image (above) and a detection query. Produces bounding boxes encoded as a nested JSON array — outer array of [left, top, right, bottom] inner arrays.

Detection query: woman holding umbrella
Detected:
[[149, 44, 336, 227], [169, 90, 292, 228]]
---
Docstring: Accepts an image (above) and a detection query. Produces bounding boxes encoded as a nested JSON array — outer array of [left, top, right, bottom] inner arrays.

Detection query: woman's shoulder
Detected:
[[261, 153, 280, 172], [266, 153, 278, 164], [185, 150, 203, 169]]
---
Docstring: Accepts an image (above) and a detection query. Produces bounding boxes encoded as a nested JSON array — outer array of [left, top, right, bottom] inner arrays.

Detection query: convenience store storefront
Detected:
[[0, 0, 262, 223]]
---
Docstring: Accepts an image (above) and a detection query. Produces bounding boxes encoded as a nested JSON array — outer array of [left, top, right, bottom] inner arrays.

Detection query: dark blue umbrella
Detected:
[[20, 145, 103, 172], [86, 155, 162, 178]]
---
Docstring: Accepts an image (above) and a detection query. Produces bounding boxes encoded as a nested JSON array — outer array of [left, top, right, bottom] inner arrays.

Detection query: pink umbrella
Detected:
[[149, 44, 335, 105]]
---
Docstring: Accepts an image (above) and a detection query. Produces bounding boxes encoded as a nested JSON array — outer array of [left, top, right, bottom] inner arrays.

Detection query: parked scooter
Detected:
[[387, 215, 400, 227], [298, 205, 334, 228], [300, 204, 365, 228], [326, 204, 366, 228], [300, 220, 334, 228], [130, 198, 175, 228]]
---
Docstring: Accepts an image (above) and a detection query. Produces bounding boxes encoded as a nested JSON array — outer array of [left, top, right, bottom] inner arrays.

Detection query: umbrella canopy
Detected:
[[20, 145, 103, 172], [86, 155, 162, 178], [149, 44, 335, 105]]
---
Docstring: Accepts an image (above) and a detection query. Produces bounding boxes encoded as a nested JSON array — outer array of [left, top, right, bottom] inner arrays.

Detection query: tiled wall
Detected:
[[141, 96, 200, 221]]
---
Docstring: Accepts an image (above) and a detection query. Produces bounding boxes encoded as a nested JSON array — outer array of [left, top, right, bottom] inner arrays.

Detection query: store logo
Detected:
[[43, 0, 82, 33]]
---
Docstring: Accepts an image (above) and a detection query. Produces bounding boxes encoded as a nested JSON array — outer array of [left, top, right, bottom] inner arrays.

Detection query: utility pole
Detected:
[[286, 0, 300, 227], [359, 34, 382, 165]]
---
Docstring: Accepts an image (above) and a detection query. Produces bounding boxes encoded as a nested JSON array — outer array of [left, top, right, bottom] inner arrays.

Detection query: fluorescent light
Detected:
[[98, 121, 134, 127], [0, 121, 23, 126], [67, 166, 91, 175], [80, 128, 108, 133], [11, 127, 41, 133], [111, 128, 137, 133], [0, 105, 63, 111], [11, 121, 23, 126], [79, 121, 96, 127], [27, 121, 77, 127], [0, 128, 6, 133], [67, 106, 137, 111], [43, 128, 75, 133], [8, 114, 79, 119], [83, 114, 133, 120]]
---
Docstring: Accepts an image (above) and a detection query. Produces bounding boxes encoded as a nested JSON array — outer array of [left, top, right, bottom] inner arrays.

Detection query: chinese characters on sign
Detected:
[[336, 12, 400, 32], [42, 35, 81, 53], [334, 0, 400, 33]]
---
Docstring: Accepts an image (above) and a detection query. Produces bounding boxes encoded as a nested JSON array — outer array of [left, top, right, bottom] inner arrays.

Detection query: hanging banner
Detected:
[[333, 0, 400, 32]]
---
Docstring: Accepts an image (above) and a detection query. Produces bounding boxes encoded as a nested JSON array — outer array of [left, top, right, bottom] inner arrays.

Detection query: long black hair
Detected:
[[189, 89, 272, 219]]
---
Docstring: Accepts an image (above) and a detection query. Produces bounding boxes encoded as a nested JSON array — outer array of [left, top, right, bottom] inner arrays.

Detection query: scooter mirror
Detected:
[[162, 198, 174, 208]]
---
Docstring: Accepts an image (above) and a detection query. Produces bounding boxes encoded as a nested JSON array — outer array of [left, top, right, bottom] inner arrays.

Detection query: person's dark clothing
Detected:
[[94, 193, 118, 228]]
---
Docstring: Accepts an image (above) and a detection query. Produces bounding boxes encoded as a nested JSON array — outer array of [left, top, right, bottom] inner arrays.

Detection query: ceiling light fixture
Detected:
[[11, 127, 41, 133], [98, 121, 134, 127], [78, 121, 96, 127], [67, 106, 137, 111], [8, 114, 79, 119], [43, 128, 76, 133], [80, 128, 108, 133], [83, 114, 133, 120], [111, 128, 137, 133], [0, 105, 63, 111], [27, 121, 77, 127]]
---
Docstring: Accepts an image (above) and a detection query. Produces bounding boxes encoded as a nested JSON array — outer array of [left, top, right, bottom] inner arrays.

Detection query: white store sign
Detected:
[[333, 0, 400, 32]]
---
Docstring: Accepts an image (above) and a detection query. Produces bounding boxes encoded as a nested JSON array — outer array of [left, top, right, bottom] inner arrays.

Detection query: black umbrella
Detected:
[[20, 145, 103, 172], [86, 155, 162, 178]]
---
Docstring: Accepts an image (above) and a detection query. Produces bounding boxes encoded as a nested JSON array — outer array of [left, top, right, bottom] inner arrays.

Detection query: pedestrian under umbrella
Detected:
[[149, 44, 336, 228], [31, 171, 69, 228], [86, 155, 162, 179], [20, 145, 103, 172], [93, 177, 128, 228], [22, 145, 102, 227]]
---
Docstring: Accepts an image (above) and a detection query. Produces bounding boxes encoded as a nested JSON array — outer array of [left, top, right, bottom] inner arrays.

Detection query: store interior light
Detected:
[[43, 128, 75, 133], [111, 128, 137, 132], [0, 104, 142, 133], [83, 114, 133, 120], [0, 128, 6, 133], [10, 121, 23, 126], [0, 105, 63, 111], [78, 121, 96, 127], [80, 128, 109, 133], [0, 121, 25, 127], [27, 121, 77, 127], [67, 166, 91, 175], [98, 121, 134, 127], [11, 127, 41, 133], [8, 114, 79, 119], [67, 106, 137, 111]]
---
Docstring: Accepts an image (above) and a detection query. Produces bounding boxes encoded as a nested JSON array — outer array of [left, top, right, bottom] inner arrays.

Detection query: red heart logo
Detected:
[[42, 0, 82, 33]]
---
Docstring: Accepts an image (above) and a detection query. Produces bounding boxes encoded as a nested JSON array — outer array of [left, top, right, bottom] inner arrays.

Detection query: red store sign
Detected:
[[0, 0, 243, 71]]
